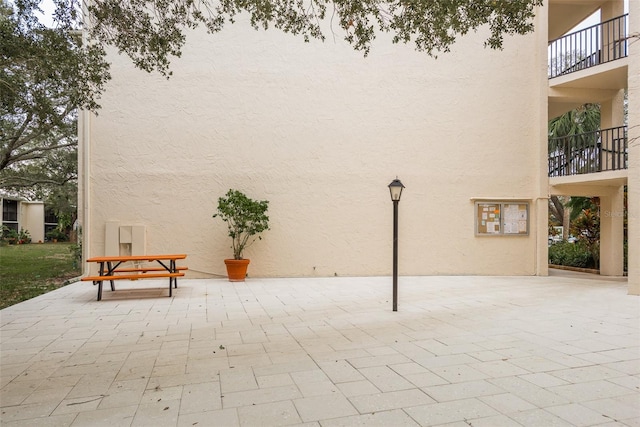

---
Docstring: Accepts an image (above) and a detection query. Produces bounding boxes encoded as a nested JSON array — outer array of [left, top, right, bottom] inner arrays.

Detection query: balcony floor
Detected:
[[550, 169, 627, 196]]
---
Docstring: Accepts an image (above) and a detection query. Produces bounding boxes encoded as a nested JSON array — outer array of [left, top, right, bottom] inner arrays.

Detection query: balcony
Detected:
[[548, 126, 627, 177], [549, 14, 628, 79]]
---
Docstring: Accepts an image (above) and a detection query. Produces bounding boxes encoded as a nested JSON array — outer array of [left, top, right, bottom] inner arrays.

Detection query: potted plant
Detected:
[[213, 189, 270, 281]]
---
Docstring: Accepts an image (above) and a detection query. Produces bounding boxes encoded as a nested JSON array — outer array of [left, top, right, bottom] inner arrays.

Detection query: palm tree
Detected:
[[548, 103, 601, 177], [548, 104, 600, 239]]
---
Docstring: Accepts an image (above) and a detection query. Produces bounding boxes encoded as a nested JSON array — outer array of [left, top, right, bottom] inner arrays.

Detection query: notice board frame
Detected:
[[475, 201, 530, 236]]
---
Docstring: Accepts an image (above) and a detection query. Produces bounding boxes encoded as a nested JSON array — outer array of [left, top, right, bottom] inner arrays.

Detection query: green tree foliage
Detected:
[[548, 103, 601, 142], [570, 204, 600, 268], [1, 0, 107, 225], [1, 144, 78, 234], [549, 196, 601, 269], [566, 196, 598, 223], [1, 144, 76, 191], [1, 0, 109, 173]]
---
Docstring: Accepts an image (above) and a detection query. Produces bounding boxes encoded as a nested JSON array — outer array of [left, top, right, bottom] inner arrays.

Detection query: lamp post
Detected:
[[388, 178, 404, 312]]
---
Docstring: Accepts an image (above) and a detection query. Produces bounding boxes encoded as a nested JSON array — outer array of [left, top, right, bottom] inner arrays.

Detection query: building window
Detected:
[[2, 199, 19, 232], [44, 208, 59, 237]]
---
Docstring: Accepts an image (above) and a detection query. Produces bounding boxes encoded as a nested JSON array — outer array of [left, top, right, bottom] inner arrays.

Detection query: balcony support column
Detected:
[[599, 187, 625, 277], [600, 89, 625, 130], [601, 1, 626, 64]]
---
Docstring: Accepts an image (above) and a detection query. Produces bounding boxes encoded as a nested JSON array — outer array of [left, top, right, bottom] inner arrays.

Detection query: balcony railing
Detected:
[[548, 126, 628, 177], [549, 14, 628, 79]]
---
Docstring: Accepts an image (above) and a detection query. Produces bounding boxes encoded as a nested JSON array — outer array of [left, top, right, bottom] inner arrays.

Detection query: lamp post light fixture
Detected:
[[388, 178, 404, 312]]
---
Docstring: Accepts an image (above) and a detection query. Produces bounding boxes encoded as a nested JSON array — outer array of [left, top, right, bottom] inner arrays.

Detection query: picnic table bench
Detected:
[[82, 254, 187, 301]]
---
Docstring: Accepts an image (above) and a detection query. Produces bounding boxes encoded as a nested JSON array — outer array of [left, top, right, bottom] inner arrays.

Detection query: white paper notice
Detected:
[[486, 222, 499, 233]]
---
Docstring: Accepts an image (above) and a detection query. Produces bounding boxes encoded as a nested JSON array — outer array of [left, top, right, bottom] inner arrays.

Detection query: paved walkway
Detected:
[[1, 274, 638, 426]]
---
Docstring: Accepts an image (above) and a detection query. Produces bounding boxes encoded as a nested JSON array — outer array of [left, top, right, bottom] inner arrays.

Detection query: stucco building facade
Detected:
[[80, 0, 638, 293], [1, 197, 46, 243]]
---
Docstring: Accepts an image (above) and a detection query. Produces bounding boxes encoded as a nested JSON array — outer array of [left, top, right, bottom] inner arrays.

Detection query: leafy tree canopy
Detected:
[[548, 103, 601, 140], [1, 0, 102, 225], [1, 0, 109, 174]]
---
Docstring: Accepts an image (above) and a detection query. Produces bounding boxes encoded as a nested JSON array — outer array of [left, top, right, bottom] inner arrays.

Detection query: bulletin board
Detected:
[[475, 201, 529, 236]]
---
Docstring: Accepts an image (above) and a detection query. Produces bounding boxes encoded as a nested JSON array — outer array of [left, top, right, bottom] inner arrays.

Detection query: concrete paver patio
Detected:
[[1, 272, 639, 426]]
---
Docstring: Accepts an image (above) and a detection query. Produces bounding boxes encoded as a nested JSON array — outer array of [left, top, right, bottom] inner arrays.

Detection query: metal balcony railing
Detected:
[[548, 126, 628, 177], [549, 14, 628, 78]]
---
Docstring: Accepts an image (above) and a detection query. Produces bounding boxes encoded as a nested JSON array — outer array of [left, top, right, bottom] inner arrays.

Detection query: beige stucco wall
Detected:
[[84, 11, 548, 278]]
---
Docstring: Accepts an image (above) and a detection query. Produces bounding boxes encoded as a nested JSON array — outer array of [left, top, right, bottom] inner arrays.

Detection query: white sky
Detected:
[[33, 0, 56, 27], [572, 11, 601, 32]]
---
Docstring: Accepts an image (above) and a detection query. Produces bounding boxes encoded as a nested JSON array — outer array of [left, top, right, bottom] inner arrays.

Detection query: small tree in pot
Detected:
[[213, 189, 270, 281]]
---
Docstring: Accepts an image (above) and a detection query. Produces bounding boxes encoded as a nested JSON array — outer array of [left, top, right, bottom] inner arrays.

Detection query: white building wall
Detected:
[[85, 12, 548, 278], [21, 201, 45, 243], [2, 199, 44, 243]]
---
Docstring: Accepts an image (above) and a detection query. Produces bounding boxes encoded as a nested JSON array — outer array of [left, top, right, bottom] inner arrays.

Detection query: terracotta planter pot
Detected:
[[224, 259, 250, 282]]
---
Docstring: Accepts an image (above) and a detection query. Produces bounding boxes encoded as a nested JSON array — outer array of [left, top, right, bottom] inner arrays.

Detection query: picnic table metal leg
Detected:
[[171, 260, 178, 289], [107, 262, 115, 291], [172, 260, 178, 296], [97, 262, 105, 300]]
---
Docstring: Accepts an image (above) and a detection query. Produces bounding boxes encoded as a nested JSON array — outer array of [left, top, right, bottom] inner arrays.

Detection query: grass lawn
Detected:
[[0, 243, 81, 310]]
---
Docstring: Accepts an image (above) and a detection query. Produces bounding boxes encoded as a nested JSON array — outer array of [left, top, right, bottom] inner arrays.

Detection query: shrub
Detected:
[[1, 226, 17, 245], [549, 241, 596, 269], [46, 228, 68, 242], [0, 227, 30, 244]]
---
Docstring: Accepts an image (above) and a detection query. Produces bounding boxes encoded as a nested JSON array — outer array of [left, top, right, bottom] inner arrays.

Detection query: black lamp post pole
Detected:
[[388, 178, 404, 312], [392, 198, 399, 312]]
